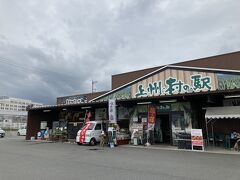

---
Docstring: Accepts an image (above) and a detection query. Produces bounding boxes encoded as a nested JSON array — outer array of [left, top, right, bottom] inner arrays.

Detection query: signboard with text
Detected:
[[96, 68, 240, 102], [135, 74, 212, 98], [57, 95, 87, 105], [108, 99, 116, 123], [191, 129, 204, 151], [148, 105, 156, 130]]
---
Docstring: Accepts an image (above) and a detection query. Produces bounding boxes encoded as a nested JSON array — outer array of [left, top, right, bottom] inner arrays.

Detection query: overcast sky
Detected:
[[0, 0, 239, 104]]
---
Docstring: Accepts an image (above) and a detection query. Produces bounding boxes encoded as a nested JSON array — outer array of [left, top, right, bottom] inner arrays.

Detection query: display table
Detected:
[[51, 134, 68, 142], [117, 131, 130, 145], [117, 139, 130, 145]]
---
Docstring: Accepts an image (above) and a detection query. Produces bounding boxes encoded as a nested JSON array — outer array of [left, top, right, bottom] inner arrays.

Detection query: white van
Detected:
[[76, 121, 103, 146]]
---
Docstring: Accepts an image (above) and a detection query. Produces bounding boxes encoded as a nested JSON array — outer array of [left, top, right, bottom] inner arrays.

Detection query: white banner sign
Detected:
[[108, 99, 116, 123], [191, 129, 204, 151]]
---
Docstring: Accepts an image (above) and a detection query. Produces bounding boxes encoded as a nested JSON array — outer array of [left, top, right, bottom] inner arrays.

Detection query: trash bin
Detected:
[[133, 137, 138, 145]]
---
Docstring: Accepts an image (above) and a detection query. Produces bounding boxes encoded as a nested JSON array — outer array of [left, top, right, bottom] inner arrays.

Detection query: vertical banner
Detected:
[[108, 99, 116, 123], [84, 110, 92, 123], [191, 129, 204, 151], [148, 105, 156, 130]]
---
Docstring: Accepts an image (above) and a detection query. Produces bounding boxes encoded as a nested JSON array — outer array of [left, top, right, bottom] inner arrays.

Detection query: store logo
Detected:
[[135, 74, 212, 98], [65, 97, 87, 104]]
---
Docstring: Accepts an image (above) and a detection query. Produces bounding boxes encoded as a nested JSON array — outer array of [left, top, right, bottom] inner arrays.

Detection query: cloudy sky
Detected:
[[0, 0, 239, 104]]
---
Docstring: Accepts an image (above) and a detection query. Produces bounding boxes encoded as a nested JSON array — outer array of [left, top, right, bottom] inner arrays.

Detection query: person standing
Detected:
[[233, 132, 240, 151], [100, 130, 106, 147], [44, 127, 49, 140]]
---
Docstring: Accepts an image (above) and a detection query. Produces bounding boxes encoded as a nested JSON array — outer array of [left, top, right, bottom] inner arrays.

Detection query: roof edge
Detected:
[[91, 65, 240, 102], [90, 65, 169, 102], [172, 50, 240, 66], [112, 50, 240, 77]]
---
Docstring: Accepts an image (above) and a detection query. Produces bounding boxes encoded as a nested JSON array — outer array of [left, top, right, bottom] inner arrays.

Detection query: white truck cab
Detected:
[[76, 121, 103, 146]]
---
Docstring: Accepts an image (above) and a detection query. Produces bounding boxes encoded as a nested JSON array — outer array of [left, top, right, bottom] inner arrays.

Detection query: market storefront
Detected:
[[26, 101, 108, 141], [27, 53, 240, 151], [90, 65, 240, 149], [205, 105, 240, 149], [112, 101, 192, 146]]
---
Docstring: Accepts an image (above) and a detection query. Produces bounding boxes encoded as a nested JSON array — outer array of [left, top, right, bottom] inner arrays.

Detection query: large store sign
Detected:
[[135, 74, 212, 98], [96, 68, 240, 101]]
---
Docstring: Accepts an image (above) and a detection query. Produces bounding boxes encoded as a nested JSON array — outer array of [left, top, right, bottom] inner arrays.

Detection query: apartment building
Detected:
[[0, 96, 42, 129], [0, 96, 42, 111]]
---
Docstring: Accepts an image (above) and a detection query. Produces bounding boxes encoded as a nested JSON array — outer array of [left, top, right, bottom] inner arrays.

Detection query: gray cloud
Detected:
[[0, 0, 239, 104]]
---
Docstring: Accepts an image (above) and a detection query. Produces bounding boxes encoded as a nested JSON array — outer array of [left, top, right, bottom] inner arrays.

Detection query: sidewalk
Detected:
[[24, 139, 240, 155], [26, 139, 53, 143], [121, 144, 240, 155]]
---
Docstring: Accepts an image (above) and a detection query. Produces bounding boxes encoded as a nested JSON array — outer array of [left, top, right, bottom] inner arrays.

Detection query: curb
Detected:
[[26, 140, 54, 143], [122, 145, 240, 155]]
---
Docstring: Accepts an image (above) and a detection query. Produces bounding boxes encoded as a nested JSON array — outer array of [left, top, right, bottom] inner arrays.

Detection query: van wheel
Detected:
[[77, 142, 82, 145], [17, 132, 20, 136], [89, 138, 96, 146]]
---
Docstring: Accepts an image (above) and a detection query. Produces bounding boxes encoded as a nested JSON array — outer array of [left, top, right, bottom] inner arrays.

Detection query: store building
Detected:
[[26, 51, 240, 149]]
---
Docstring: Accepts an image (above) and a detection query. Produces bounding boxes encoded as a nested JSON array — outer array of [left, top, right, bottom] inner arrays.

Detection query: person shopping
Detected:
[[100, 130, 106, 147]]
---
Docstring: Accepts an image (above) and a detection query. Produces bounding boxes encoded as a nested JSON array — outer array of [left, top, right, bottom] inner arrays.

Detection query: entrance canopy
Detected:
[[205, 106, 240, 119], [205, 106, 240, 146]]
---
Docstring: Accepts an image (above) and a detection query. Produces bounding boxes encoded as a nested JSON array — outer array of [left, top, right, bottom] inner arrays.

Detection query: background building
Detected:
[[0, 96, 42, 129]]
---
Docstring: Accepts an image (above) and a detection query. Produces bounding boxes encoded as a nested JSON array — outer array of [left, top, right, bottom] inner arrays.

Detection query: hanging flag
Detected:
[[84, 110, 92, 123], [148, 105, 156, 130], [108, 99, 116, 123], [79, 123, 92, 144]]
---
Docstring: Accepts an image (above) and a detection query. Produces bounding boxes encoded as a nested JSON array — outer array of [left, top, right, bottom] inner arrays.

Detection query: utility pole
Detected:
[[92, 80, 98, 93]]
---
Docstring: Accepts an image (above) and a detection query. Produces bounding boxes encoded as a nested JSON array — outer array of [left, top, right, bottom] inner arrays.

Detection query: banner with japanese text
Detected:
[[148, 105, 156, 130], [133, 69, 217, 98], [108, 99, 116, 123], [97, 68, 240, 102]]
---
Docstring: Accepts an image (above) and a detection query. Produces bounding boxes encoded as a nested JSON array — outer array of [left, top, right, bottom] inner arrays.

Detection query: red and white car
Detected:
[[76, 121, 103, 146]]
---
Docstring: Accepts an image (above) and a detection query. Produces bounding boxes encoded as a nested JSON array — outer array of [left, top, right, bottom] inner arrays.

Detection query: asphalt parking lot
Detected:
[[0, 134, 240, 180]]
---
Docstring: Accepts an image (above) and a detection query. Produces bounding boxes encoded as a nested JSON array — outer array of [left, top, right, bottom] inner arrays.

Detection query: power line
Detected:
[[0, 56, 62, 75], [0, 56, 104, 94], [0, 56, 84, 89]]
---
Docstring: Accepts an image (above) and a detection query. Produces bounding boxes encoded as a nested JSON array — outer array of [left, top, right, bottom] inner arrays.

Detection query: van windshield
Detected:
[[87, 123, 95, 130], [81, 123, 95, 130]]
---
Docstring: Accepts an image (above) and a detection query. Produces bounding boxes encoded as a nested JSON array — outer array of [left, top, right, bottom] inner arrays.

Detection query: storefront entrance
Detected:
[[68, 122, 84, 139], [154, 114, 171, 144]]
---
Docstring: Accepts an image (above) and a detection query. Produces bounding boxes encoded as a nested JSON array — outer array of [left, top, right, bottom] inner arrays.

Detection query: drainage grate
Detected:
[[88, 148, 103, 151]]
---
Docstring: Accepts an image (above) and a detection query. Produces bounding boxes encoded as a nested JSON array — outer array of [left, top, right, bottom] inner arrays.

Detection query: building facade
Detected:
[[26, 51, 240, 149]]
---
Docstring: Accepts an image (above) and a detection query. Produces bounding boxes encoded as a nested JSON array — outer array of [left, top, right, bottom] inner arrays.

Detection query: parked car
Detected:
[[76, 121, 103, 146], [0, 128, 5, 138], [17, 128, 26, 136]]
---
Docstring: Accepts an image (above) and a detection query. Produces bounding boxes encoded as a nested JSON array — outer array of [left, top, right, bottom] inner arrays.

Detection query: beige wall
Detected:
[[131, 69, 218, 98]]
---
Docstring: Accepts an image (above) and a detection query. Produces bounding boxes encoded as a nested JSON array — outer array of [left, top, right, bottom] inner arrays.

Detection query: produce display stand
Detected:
[[117, 139, 130, 145], [51, 129, 68, 142]]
